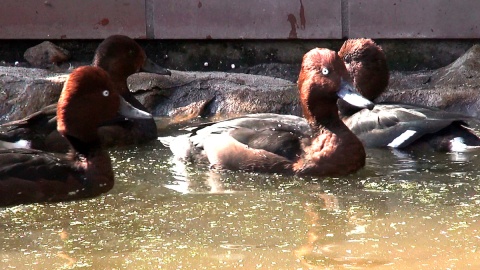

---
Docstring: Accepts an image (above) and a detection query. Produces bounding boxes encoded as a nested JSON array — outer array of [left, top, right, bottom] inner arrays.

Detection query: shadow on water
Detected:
[[2, 119, 480, 269]]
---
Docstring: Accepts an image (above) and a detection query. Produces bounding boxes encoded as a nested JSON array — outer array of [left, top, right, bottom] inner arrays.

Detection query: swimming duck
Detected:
[[0, 66, 152, 207], [0, 35, 170, 152], [160, 48, 373, 176], [339, 38, 480, 152]]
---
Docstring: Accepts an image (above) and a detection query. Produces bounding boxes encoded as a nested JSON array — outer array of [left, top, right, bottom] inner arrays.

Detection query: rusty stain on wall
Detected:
[[299, 0, 306, 29], [93, 18, 110, 30], [287, 1, 306, 39], [99, 18, 110, 26], [287, 14, 298, 38], [3, 0, 476, 39]]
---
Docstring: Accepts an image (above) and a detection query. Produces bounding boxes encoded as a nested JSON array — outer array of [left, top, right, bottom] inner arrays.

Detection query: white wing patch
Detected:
[[0, 139, 32, 149], [388, 130, 417, 148]]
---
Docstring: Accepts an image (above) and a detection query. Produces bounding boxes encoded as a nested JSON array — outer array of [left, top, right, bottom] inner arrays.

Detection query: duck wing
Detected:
[[0, 103, 59, 149], [0, 148, 85, 206], [345, 103, 475, 148], [160, 113, 312, 161], [1, 103, 58, 133]]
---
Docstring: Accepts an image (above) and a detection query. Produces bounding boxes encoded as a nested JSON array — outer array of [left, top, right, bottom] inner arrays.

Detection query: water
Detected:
[[2, 120, 480, 269]]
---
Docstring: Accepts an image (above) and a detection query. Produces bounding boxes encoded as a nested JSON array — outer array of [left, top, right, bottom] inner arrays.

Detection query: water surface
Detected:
[[2, 120, 480, 269]]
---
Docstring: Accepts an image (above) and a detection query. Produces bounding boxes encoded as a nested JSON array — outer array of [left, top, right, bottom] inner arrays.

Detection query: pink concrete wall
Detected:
[[0, 0, 478, 39], [0, 0, 146, 39], [153, 0, 341, 39], [348, 0, 480, 38]]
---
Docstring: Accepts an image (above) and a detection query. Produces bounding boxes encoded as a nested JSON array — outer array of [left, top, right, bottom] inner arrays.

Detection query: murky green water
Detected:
[[2, 120, 480, 269]]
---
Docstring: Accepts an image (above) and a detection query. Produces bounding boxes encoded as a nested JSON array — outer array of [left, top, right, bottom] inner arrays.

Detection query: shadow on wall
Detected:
[[0, 39, 476, 72]]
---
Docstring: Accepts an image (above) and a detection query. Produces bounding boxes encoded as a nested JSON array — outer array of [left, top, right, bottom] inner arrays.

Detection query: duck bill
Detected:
[[118, 96, 152, 119], [141, 58, 171, 76], [337, 79, 375, 110]]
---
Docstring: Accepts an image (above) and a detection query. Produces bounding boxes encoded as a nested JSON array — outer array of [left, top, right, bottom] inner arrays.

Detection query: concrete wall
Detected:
[[0, 0, 479, 39]]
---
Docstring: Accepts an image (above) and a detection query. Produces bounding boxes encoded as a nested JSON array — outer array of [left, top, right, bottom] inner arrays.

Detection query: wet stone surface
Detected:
[[1, 41, 480, 123]]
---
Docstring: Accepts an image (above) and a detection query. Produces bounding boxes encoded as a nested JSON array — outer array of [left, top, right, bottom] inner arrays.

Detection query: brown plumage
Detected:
[[338, 38, 389, 102], [0, 66, 151, 206], [160, 48, 373, 177], [339, 38, 480, 152], [0, 35, 170, 153]]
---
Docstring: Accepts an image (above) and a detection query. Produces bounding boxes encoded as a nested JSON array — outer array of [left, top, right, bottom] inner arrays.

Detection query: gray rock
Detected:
[[129, 70, 301, 122], [0, 68, 300, 124], [0, 66, 66, 123], [23, 41, 70, 68], [379, 44, 480, 118], [432, 44, 480, 87], [3, 43, 480, 126], [231, 63, 300, 82]]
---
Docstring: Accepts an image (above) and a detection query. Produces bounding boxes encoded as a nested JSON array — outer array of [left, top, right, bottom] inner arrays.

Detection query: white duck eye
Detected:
[[102, 90, 109, 97], [322, 67, 329, 75]]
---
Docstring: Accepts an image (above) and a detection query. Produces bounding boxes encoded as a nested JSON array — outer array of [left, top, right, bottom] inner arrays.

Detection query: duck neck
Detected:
[[304, 102, 343, 132], [66, 135, 115, 193], [66, 135, 99, 156], [110, 75, 130, 96]]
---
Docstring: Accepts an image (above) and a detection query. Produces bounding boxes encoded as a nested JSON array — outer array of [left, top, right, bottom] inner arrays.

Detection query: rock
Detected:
[[379, 44, 480, 118], [387, 70, 435, 91], [23, 41, 70, 68], [0, 66, 67, 123], [0, 67, 300, 124], [129, 70, 301, 122], [432, 44, 480, 87], [378, 86, 480, 117], [3, 42, 480, 125], [232, 63, 300, 82]]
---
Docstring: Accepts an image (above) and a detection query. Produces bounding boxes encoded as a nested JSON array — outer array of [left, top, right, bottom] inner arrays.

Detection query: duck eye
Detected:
[[321, 68, 329, 75], [102, 90, 109, 97]]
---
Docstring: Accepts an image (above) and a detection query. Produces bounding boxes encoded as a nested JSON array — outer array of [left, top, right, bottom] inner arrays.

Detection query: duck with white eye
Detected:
[[321, 67, 374, 110], [159, 47, 374, 177]]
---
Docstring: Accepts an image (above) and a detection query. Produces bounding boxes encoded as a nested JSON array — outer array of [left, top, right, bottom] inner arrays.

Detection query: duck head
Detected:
[[92, 35, 170, 92], [297, 48, 374, 126], [57, 66, 151, 149], [338, 38, 389, 101]]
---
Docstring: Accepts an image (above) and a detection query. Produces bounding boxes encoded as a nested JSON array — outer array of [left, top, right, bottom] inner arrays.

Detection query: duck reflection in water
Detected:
[[164, 156, 237, 194], [294, 190, 390, 268]]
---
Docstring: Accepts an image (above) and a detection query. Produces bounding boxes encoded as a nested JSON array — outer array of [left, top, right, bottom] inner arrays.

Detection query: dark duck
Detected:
[[0, 35, 170, 152], [0, 66, 151, 207], [160, 48, 374, 177], [339, 38, 480, 152]]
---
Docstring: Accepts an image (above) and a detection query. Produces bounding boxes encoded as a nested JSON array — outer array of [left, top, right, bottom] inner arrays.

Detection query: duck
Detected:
[[0, 35, 170, 153], [338, 38, 480, 152], [0, 66, 152, 207], [159, 48, 374, 177]]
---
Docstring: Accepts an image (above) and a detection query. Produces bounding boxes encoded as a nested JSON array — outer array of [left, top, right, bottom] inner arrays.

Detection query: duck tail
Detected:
[[450, 137, 480, 152]]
